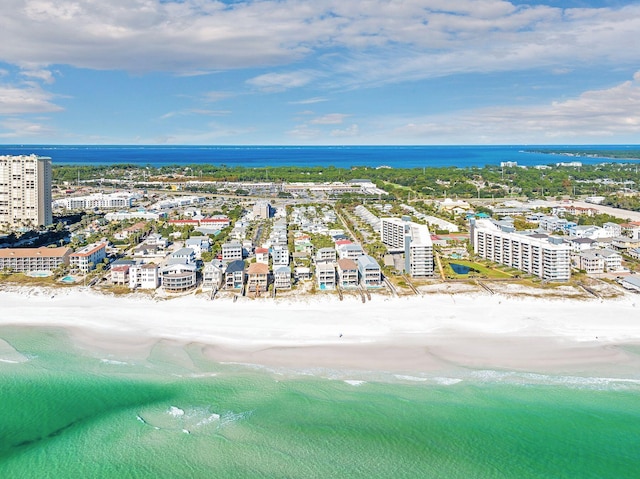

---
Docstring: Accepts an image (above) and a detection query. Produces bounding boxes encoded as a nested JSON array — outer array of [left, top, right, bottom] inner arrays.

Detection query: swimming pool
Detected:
[[60, 276, 75, 284], [28, 271, 52, 278]]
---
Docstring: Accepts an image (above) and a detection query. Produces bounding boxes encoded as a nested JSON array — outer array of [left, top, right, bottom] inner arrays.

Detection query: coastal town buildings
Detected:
[[129, 263, 159, 289], [470, 219, 571, 282], [381, 217, 434, 278], [224, 260, 246, 290], [202, 259, 225, 290], [160, 262, 197, 292], [357, 255, 383, 287], [316, 262, 336, 290], [222, 241, 243, 261], [184, 237, 210, 259], [336, 258, 359, 288], [0, 246, 71, 274], [0, 154, 52, 230], [255, 247, 269, 264], [271, 245, 290, 266], [273, 265, 292, 289], [247, 262, 269, 292], [253, 201, 272, 220], [315, 247, 337, 263], [574, 249, 623, 274], [110, 264, 131, 285], [53, 192, 137, 210], [170, 247, 196, 264], [69, 242, 108, 273]]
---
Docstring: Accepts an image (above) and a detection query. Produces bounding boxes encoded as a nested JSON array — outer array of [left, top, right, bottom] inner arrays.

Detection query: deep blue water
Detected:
[[0, 145, 639, 169]]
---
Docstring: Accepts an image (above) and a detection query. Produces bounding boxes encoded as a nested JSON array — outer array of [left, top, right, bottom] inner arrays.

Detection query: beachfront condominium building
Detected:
[[380, 217, 434, 278], [0, 154, 52, 231], [470, 218, 571, 282], [69, 242, 108, 273], [129, 263, 160, 289], [381, 217, 408, 252], [0, 246, 71, 274], [405, 222, 434, 278]]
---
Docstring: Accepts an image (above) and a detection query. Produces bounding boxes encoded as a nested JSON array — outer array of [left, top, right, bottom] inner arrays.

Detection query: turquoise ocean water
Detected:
[[1, 327, 639, 478]]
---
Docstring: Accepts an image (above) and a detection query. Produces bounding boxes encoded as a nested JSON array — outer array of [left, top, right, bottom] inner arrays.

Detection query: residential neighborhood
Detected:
[[3, 154, 640, 299]]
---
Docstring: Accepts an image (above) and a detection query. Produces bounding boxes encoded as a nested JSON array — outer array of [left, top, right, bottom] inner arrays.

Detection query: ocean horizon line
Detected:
[[2, 143, 640, 148]]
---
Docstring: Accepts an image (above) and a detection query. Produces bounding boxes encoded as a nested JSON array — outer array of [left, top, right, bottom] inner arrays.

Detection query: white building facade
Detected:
[[471, 219, 571, 282], [70, 242, 108, 273], [0, 154, 52, 230], [381, 217, 434, 278]]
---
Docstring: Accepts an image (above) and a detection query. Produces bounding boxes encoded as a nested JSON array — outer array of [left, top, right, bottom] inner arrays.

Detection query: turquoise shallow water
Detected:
[[1, 326, 639, 478]]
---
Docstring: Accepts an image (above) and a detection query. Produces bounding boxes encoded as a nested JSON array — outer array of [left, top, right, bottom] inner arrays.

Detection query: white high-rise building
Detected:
[[0, 154, 52, 230], [381, 217, 434, 278], [470, 218, 571, 282]]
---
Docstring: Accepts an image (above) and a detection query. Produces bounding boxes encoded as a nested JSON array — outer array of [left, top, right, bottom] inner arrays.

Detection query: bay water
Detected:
[[1, 144, 638, 168]]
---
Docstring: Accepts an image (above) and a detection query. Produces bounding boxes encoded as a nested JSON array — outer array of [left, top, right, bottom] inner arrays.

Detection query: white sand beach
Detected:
[[1, 285, 640, 377]]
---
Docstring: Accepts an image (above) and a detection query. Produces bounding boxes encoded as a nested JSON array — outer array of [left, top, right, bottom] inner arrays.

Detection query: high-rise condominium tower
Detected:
[[0, 154, 52, 231]]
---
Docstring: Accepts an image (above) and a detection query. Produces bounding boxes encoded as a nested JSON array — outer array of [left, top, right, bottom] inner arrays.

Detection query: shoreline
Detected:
[[2, 285, 640, 380]]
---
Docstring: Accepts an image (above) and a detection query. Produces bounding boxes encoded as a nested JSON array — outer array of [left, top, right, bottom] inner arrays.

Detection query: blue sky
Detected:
[[0, 0, 639, 145]]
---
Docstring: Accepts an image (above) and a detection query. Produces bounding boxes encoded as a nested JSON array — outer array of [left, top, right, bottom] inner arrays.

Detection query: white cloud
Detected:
[[286, 124, 323, 141], [309, 113, 348, 125], [330, 123, 359, 137], [0, 83, 62, 114], [388, 72, 640, 143], [0, 0, 636, 88], [160, 109, 231, 120], [289, 97, 328, 105], [0, 117, 56, 138], [203, 91, 234, 102], [246, 71, 318, 92], [20, 68, 56, 84]]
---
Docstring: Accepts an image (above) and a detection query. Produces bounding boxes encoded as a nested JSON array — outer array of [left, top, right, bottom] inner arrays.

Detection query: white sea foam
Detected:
[[0, 358, 20, 364], [219, 410, 253, 428], [470, 369, 640, 390], [100, 359, 128, 365], [344, 380, 366, 386], [168, 406, 185, 417], [395, 374, 428, 382], [196, 413, 221, 427], [433, 377, 463, 386], [394, 374, 462, 385]]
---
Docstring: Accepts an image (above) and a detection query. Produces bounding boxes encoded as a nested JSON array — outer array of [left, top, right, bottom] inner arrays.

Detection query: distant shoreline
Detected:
[[525, 149, 640, 161]]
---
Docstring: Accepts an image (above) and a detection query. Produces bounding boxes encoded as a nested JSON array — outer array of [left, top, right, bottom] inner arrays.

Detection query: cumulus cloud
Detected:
[[0, 0, 637, 89], [389, 72, 640, 143], [0, 83, 63, 114]]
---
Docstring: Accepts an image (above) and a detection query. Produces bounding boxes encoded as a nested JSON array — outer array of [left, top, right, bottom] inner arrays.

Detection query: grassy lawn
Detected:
[[0, 273, 63, 287]]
